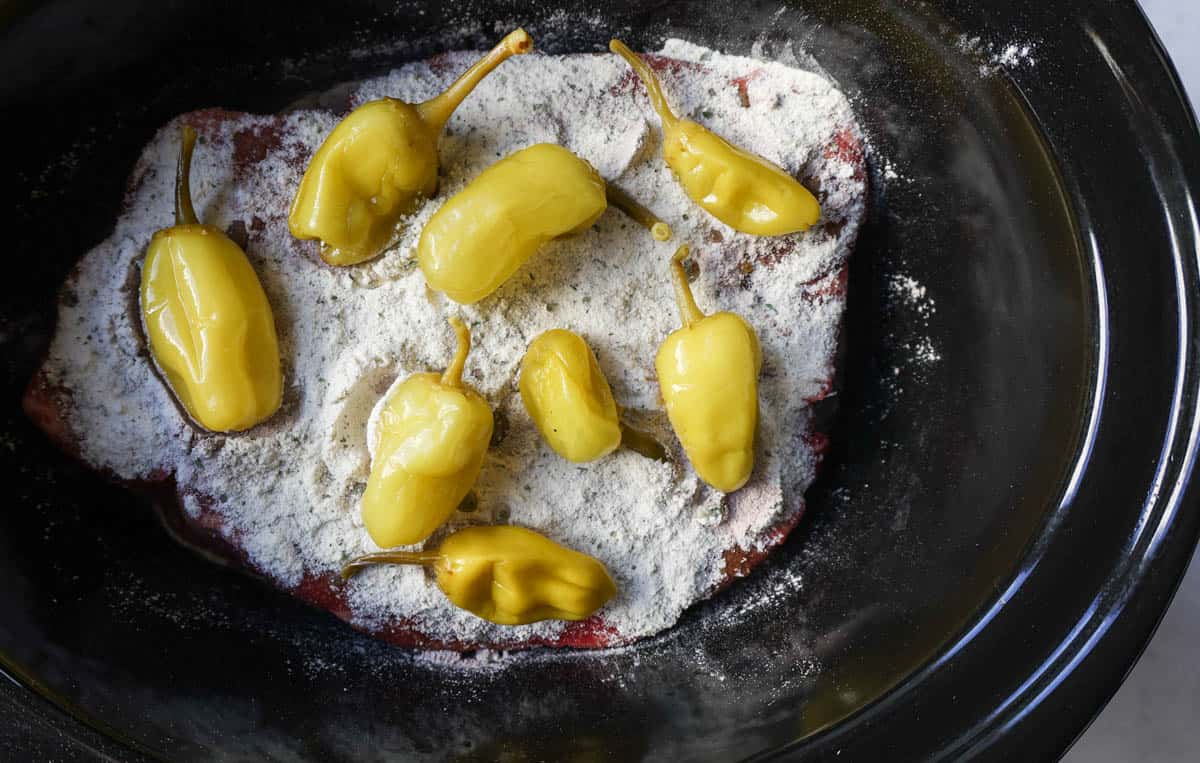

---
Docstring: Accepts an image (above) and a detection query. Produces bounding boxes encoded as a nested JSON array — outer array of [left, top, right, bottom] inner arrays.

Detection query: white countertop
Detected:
[[1063, 2, 1200, 761]]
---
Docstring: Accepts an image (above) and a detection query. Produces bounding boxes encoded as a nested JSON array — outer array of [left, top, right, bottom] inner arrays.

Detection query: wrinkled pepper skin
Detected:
[[417, 143, 607, 304], [435, 526, 617, 624], [610, 39, 820, 237], [520, 329, 622, 463], [289, 29, 533, 266], [342, 525, 618, 625], [140, 125, 282, 433], [288, 99, 438, 266], [362, 318, 494, 548], [655, 246, 761, 492]]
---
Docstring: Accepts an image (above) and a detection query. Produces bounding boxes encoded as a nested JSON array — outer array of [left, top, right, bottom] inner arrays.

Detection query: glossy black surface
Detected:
[[1, 0, 1197, 760]]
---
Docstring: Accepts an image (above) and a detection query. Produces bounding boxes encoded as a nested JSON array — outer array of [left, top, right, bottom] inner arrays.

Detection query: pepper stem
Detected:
[[620, 421, 669, 462], [609, 39, 678, 128], [605, 184, 672, 241], [341, 551, 441, 581], [174, 125, 199, 226], [441, 317, 472, 388], [417, 28, 534, 132], [670, 245, 705, 328]]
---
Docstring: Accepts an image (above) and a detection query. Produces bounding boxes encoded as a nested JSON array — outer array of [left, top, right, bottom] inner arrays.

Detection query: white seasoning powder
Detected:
[[40, 39, 865, 646]]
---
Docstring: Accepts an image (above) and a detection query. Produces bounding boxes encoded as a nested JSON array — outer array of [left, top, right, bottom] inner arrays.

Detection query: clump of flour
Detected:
[[40, 40, 865, 647], [955, 34, 1038, 77]]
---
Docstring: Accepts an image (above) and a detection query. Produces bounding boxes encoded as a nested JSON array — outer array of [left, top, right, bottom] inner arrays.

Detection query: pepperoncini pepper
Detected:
[[342, 525, 617, 625], [609, 39, 821, 236], [519, 329, 669, 464], [417, 143, 671, 304], [520, 329, 622, 463], [288, 29, 533, 266], [139, 125, 283, 432], [362, 318, 494, 548], [656, 245, 761, 492]]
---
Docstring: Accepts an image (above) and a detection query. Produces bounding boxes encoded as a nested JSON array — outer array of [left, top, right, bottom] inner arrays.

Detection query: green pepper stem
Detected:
[[341, 551, 441, 581], [609, 39, 678, 129], [418, 28, 534, 133], [175, 125, 199, 226], [620, 421, 669, 462], [669, 245, 705, 328], [441, 317, 472, 388], [605, 184, 672, 241]]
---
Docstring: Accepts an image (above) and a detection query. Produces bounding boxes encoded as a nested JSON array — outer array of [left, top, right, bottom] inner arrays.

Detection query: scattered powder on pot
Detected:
[[39, 39, 865, 646], [954, 34, 1039, 77]]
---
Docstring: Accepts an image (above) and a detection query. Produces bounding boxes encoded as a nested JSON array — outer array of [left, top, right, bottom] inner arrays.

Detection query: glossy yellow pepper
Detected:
[[362, 318, 494, 548], [289, 29, 533, 266], [417, 143, 670, 304], [520, 329, 622, 463], [342, 525, 617, 625], [139, 125, 282, 432], [610, 40, 821, 236], [656, 245, 761, 492]]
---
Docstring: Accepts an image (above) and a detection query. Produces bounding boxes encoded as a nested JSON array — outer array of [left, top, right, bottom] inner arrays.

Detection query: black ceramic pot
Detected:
[[2, 0, 1198, 760]]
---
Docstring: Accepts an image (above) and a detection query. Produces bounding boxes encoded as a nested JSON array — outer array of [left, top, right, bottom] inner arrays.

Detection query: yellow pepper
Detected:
[[289, 29, 533, 266], [341, 525, 617, 625], [417, 143, 670, 304], [520, 329, 622, 463], [139, 125, 282, 432], [362, 318, 494, 548], [656, 245, 761, 492], [609, 40, 821, 237]]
